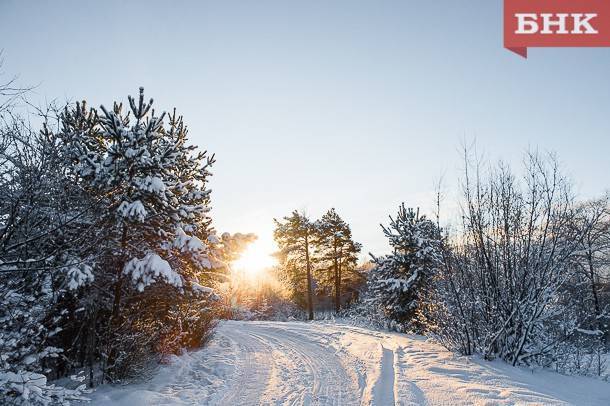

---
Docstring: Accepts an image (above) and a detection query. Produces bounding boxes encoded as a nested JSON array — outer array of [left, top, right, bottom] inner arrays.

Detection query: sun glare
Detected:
[[231, 236, 277, 280]]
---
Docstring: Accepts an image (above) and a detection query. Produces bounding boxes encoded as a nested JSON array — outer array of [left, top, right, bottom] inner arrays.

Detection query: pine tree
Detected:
[[368, 204, 442, 330], [60, 89, 216, 294], [273, 211, 316, 320], [58, 88, 219, 380], [315, 208, 361, 313]]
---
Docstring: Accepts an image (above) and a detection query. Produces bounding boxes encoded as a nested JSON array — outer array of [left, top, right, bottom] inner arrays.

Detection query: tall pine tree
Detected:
[[315, 208, 361, 313], [273, 211, 316, 320]]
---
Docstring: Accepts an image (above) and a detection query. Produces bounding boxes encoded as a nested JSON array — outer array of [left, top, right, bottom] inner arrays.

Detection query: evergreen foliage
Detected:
[[273, 209, 363, 318], [315, 208, 362, 313], [273, 211, 316, 320], [367, 205, 443, 331], [0, 89, 229, 404]]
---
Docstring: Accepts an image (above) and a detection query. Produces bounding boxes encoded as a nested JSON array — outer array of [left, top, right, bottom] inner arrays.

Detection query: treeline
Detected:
[[273, 209, 363, 319], [363, 151, 610, 376], [0, 89, 241, 404]]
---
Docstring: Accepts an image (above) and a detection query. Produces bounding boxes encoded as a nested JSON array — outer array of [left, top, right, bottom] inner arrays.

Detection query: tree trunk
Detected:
[[333, 240, 340, 313], [111, 226, 129, 321], [88, 309, 97, 388], [587, 252, 604, 344], [305, 233, 314, 320], [106, 226, 128, 381], [111, 272, 123, 320]]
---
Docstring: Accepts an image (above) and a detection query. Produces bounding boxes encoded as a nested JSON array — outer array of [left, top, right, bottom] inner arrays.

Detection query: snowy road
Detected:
[[89, 321, 610, 405], [214, 323, 359, 405]]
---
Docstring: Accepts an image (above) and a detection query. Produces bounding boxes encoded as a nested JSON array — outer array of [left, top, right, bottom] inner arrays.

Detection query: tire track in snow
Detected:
[[241, 323, 360, 405], [213, 327, 273, 405], [210, 322, 360, 405], [246, 331, 316, 405]]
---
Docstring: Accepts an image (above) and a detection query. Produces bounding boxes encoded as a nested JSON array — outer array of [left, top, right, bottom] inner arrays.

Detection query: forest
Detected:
[[1, 84, 609, 404]]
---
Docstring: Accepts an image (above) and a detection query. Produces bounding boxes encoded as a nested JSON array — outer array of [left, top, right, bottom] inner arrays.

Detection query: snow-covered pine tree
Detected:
[[273, 211, 316, 320], [368, 204, 442, 331], [58, 89, 219, 380], [60, 90, 217, 292], [314, 208, 361, 313]]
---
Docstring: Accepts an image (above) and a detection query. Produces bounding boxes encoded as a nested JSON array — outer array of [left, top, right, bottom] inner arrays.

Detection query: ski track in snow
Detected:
[[86, 320, 610, 406]]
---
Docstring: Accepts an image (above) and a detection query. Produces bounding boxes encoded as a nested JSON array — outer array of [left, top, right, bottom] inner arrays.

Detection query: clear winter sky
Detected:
[[1, 1, 610, 258]]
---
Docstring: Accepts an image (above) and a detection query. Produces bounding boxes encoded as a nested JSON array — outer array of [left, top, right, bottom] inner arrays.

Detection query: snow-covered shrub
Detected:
[[426, 151, 610, 373], [218, 285, 299, 322], [154, 286, 219, 358], [0, 370, 87, 406], [0, 109, 99, 402], [338, 297, 395, 331]]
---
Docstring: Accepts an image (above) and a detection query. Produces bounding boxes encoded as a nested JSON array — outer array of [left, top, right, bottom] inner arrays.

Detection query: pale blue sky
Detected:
[[1, 1, 609, 256]]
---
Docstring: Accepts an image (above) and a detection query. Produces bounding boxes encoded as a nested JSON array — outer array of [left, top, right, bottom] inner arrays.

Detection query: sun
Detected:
[[231, 235, 277, 279]]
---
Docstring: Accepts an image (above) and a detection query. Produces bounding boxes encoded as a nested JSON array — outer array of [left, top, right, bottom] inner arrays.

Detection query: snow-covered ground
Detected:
[[87, 320, 610, 405]]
